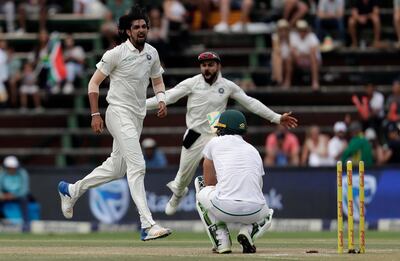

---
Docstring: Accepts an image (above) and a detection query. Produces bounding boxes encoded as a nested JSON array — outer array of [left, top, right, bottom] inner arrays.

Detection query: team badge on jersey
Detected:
[[146, 54, 152, 60], [218, 88, 224, 94]]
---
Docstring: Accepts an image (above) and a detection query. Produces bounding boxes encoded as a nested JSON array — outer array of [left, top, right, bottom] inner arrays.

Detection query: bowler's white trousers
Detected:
[[172, 131, 215, 195], [70, 105, 156, 228]]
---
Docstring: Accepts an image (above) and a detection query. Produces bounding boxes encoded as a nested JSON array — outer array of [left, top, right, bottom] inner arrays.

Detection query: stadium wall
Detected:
[[3, 166, 397, 233]]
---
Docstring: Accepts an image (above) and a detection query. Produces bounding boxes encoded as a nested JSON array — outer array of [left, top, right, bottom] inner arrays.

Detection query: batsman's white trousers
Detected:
[[197, 186, 270, 224], [172, 131, 215, 194], [70, 105, 155, 228]]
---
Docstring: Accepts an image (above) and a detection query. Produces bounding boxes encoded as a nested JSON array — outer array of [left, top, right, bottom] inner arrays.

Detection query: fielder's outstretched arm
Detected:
[[230, 85, 298, 129], [146, 78, 193, 110]]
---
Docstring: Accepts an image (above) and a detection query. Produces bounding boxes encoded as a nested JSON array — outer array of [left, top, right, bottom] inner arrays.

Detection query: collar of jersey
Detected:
[[215, 72, 222, 83], [125, 39, 147, 53]]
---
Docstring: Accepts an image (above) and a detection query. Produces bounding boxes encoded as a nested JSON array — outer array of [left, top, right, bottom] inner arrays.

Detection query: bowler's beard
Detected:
[[202, 71, 218, 85], [130, 36, 146, 50]]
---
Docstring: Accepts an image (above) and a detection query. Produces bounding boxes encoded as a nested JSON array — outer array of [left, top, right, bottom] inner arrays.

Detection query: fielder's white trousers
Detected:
[[172, 131, 215, 195], [197, 186, 270, 224], [70, 106, 155, 228]]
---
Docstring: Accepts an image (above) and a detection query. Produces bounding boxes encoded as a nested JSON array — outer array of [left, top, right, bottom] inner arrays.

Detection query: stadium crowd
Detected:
[[0, 0, 399, 169]]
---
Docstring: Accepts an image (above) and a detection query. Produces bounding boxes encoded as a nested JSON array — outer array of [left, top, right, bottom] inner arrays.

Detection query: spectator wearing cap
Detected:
[[142, 138, 168, 169], [386, 122, 400, 164], [315, 0, 345, 44], [327, 121, 348, 165], [0, 156, 30, 225], [264, 124, 300, 166], [348, 0, 381, 48], [289, 20, 321, 91], [341, 121, 374, 167], [365, 128, 391, 165], [271, 19, 292, 88]]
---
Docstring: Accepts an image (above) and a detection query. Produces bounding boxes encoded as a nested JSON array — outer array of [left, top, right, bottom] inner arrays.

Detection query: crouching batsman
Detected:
[[195, 110, 273, 254]]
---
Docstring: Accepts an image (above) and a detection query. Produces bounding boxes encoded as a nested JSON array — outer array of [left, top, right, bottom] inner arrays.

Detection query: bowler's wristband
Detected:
[[91, 112, 101, 117]]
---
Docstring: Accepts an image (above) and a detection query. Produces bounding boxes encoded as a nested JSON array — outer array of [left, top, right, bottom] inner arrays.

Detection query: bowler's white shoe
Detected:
[[141, 224, 172, 241], [237, 225, 256, 253], [165, 181, 189, 216], [58, 181, 77, 219]]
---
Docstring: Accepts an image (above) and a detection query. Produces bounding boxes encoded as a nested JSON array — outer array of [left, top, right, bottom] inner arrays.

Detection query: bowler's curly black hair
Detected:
[[118, 5, 150, 41]]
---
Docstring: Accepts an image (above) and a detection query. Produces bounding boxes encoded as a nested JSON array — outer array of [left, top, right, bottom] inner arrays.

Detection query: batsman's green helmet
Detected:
[[215, 110, 247, 135]]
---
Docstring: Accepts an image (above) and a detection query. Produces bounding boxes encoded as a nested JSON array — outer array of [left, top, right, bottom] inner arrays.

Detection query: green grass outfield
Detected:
[[0, 231, 399, 260]]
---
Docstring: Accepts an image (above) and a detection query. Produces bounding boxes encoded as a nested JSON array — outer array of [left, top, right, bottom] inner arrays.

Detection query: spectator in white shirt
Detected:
[[301, 125, 331, 166], [63, 34, 85, 94], [290, 20, 321, 90], [74, 0, 107, 16], [0, 1, 15, 32], [327, 121, 348, 165], [271, 19, 292, 88], [19, 62, 42, 111]]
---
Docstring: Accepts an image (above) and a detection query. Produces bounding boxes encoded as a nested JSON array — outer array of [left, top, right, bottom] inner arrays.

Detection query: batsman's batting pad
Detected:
[[196, 200, 217, 248], [252, 209, 274, 239]]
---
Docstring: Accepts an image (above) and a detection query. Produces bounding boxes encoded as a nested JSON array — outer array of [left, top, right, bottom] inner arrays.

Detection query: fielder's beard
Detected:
[[202, 71, 218, 85]]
